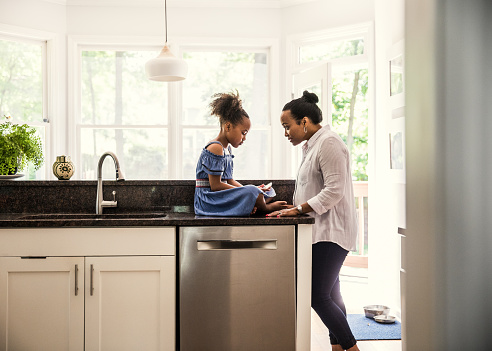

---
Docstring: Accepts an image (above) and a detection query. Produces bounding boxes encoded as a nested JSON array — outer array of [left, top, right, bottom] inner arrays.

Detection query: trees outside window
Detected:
[[79, 50, 168, 180], [0, 36, 47, 179], [299, 38, 369, 181]]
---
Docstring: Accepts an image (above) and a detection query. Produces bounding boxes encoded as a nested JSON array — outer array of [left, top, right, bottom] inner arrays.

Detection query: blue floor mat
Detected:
[[347, 314, 401, 340]]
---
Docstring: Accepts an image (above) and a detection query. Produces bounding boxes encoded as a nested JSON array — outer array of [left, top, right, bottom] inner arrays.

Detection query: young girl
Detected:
[[194, 91, 287, 216]]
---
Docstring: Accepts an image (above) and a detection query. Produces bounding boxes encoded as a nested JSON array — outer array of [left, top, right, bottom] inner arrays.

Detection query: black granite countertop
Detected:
[[0, 212, 314, 228], [0, 180, 314, 228]]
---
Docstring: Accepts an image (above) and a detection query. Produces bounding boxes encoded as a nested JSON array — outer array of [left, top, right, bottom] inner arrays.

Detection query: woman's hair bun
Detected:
[[302, 90, 319, 104]]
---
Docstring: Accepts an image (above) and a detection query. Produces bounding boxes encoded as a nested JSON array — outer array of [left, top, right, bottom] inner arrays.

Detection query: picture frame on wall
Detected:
[[389, 115, 405, 183], [388, 39, 405, 183], [389, 40, 405, 110]]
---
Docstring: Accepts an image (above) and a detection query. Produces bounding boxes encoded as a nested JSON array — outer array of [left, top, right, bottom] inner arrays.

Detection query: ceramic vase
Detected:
[[53, 155, 74, 180]]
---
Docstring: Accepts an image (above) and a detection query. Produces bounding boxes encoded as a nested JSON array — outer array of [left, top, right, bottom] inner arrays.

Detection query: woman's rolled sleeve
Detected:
[[307, 138, 347, 214]]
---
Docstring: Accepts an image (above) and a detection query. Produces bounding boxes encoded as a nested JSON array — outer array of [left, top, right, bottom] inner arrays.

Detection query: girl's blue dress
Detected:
[[194, 141, 275, 217]]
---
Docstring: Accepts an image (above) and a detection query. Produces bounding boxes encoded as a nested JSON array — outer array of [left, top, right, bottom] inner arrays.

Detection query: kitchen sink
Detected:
[[18, 212, 167, 220]]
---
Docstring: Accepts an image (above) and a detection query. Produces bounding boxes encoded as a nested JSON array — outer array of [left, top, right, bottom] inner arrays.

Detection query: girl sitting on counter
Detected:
[[194, 90, 288, 217]]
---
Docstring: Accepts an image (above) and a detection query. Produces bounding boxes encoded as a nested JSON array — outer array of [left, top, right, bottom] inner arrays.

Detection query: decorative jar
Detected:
[[53, 155, 74, 180]]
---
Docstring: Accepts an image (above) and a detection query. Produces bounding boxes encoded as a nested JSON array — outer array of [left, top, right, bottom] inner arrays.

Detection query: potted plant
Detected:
[[0, 115, 44, 175]]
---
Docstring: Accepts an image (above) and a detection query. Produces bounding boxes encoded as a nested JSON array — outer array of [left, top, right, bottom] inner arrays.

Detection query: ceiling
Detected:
[[45, 0, 315, 8]]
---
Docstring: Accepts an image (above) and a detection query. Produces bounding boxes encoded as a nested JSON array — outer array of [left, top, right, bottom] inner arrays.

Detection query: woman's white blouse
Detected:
[[293, 125, 358, 251]]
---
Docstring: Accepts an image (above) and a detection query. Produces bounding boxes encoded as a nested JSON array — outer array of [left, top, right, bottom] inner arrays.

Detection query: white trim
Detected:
[[287, 22, 373, 45], [269, 38, 281, 178], [0, 23, 57, 42], [43, 0, 67, 4], [61, 0, 314, 9], [78, 124, 169, 129], [178, 36, 279, 50], [67, 36, 80, 178]]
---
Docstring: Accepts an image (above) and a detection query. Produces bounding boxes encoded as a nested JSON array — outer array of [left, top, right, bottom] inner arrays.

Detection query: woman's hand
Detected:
[[266, 205, 297, 217]]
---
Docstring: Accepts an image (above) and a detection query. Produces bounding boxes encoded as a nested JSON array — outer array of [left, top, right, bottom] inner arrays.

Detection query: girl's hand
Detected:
[[257, 182, 272, 191], [258, 182, 272, 191]]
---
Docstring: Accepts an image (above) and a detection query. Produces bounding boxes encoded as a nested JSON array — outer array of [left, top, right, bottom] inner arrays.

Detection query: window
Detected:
[[331, 65, 369, 181], [181, 49, 270, 180], [0, 34, 48, 179], [289, 24, 372, 265], [73, 39, 274, 181], [289, 24, 370, 181], [78, 49, 168, 180]]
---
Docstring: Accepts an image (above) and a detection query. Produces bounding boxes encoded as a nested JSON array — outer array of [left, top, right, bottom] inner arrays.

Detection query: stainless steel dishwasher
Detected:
[[179, 225, 296, 351]]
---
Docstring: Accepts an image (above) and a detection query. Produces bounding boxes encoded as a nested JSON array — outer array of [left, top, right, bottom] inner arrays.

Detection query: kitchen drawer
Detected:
[[0, 227, 175, 257]]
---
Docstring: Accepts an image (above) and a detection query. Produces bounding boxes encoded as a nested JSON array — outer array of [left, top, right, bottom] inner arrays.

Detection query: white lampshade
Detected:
[[145, 44, 188, 82]]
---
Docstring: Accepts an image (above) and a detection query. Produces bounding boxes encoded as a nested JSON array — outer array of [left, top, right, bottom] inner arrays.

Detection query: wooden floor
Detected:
[[310, 266, 402, 351]]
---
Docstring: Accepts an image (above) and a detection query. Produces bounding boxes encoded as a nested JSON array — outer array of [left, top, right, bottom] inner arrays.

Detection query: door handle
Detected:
[[197, 239, 277, 250], [75, 264, 79, 296], [90, 264, 94, 296]]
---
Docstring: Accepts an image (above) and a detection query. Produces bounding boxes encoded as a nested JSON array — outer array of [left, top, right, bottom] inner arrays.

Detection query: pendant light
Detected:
[[145, 0, 188, 81]]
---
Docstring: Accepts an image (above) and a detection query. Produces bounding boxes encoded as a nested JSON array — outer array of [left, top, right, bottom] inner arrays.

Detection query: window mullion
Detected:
[[168, 82, 182, 180]]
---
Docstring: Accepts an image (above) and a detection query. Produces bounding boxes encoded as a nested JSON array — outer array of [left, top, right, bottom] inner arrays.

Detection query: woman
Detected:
[[267, 91, 360, 351]]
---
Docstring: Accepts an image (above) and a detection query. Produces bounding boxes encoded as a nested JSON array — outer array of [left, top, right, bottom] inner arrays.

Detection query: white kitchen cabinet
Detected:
[[85, 256, 175, 351], [0, 256, 85, 351], [0, 227, 176, 351]]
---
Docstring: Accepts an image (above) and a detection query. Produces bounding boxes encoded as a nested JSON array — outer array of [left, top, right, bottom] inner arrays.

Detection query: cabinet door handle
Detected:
[[75, 264, 79, 296], [90, 264, 94, 296]]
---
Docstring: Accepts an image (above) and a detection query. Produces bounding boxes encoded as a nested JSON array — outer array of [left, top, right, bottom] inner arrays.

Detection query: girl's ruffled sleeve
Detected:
[[201, 152, 226, 176]]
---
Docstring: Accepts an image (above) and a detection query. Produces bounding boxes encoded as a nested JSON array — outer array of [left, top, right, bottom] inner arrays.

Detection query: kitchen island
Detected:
[[0, 180, 314, 351]]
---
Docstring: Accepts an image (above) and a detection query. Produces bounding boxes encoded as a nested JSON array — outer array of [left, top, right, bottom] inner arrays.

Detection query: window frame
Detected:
[[68, 35, 178, 179], [69, 35, 279, 180], [0, 23, 59, 180], [285, 22, 374, 178]]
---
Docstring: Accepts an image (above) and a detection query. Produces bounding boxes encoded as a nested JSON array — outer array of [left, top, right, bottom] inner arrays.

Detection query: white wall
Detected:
[[66, 5, 282, 38], [0, 0, 66, 32], [281, 0, 374, 36], [370, 0, 405, 318], [406, 0, 492, 349]]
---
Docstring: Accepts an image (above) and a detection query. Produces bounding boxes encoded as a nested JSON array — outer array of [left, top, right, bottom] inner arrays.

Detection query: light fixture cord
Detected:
[[165, 0, 168, 44]]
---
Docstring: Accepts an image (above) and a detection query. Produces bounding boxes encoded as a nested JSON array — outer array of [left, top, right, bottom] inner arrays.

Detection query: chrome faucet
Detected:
[[96, 151, 125, 214]]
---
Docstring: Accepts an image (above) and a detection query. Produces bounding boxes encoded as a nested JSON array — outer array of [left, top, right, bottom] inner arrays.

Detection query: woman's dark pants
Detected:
[[311, 241, 357, 349]]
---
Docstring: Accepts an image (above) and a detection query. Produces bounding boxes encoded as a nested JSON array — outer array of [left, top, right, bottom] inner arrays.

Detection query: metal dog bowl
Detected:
[[363, 305, 390, 319], [374, 314, 396, 324]]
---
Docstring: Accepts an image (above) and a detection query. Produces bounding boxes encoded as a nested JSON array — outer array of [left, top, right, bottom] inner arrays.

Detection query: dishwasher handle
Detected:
[[197, 239, 277, 250]]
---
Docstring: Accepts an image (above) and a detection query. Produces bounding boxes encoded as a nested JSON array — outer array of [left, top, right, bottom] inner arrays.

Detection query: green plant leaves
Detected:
[[0, 116, 44, 174]]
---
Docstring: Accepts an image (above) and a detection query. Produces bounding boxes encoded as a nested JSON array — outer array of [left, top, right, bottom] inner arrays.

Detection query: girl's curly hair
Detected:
[[209, 90, 249, 126]]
